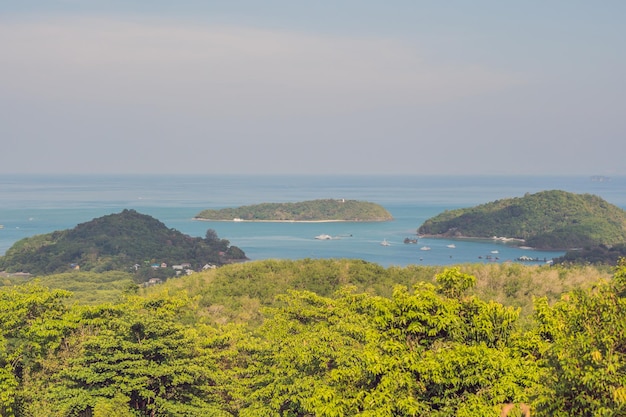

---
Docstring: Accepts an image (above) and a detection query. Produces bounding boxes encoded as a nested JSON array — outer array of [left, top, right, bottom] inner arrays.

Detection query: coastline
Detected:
[[419, 234, 527, 245]]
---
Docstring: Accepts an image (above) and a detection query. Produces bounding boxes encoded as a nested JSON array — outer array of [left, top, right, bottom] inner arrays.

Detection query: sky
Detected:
[[1, 1, 625, 176]]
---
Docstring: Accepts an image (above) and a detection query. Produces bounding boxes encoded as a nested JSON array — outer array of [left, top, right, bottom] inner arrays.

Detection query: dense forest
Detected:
[[1, 258, 624, 416], [418, 190, 626, 250], [0, 210, 247, 277], [194, 199, 393, 222]]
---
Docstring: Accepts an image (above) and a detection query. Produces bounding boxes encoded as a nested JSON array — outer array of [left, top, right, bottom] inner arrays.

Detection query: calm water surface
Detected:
[[1, 175, 624, 267]]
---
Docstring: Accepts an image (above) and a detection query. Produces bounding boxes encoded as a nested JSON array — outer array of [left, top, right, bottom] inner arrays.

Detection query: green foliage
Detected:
[[92, 394, 136, 417], [11, 271, 137, 305], [418, 190, 626, 250], [195, 199, 393, 221], [0, 284, 73, 417], [435, 267, 476, 298], [150, 259, 612, 331], [165, 259, 437, 326], [2, 258, 626, 416], [30, 293, 227, 417], [234, 281, 533, 416], [0, 210, 247, 276], [532, 259, 626, 416]]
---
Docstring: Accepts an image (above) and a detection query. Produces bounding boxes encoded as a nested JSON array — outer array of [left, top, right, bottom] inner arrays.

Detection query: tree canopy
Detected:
[[1, 259, 625, 416]]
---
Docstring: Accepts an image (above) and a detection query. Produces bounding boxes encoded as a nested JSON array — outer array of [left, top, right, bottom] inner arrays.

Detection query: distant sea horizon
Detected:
[[1, 174, 624, 267]]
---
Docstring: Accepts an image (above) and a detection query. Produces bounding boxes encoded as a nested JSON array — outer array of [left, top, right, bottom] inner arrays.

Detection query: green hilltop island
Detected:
[[0, 209, 247, 278], [417, 190, 626, 253], [194, 199, 393, 222]]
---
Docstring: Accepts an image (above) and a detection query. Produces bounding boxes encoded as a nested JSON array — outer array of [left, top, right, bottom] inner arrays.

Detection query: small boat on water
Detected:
[[491, 250, 499, 254], [420, 246, 431, 251], [380, 239, 391, 246], [446, 244, 456, 248], [315, 234, 332, 240]]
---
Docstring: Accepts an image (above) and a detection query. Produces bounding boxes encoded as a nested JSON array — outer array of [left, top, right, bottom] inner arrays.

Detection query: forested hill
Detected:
[[194, 199, 393, 221], [0, 209, 247, 275], [418, 190, 626, 250]]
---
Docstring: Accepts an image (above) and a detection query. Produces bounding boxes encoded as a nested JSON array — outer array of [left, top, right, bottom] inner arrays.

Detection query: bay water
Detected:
[[1, 174, 624, 267]]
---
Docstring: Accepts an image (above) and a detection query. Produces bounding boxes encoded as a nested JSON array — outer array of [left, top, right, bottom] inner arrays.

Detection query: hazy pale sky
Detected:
[[1, 1, 624, 175]]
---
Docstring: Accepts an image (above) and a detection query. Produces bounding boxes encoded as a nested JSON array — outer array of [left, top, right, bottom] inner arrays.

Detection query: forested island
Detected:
[[1, 258, 625, 416], [0, 209, 247, 277], [418, 190, 626, 250], [194, 199, 393, 222]]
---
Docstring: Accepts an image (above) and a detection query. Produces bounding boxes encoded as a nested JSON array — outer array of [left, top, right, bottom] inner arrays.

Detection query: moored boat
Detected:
[[315, 234, 332, 240]]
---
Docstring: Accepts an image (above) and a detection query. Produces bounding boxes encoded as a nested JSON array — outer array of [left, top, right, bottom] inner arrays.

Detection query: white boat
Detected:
[[420, 246, 431, 251], [315, 234, 332, 240], [380, 239, 391, 246], [446, 244, 456, 248], [491, 250, 499, 254]]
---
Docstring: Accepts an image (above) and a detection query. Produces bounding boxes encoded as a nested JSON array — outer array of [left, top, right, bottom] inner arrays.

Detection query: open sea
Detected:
[[1, 174, 624, 268]]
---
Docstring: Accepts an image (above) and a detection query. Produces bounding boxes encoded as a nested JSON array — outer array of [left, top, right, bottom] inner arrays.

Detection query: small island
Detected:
[[0, 209, 247, 277], [194, 199, 393, 222], [417, 190, 626, 251]]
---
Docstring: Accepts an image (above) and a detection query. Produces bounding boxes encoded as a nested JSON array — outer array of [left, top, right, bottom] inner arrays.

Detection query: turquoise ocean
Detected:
[[1, 174, 624, 267]]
